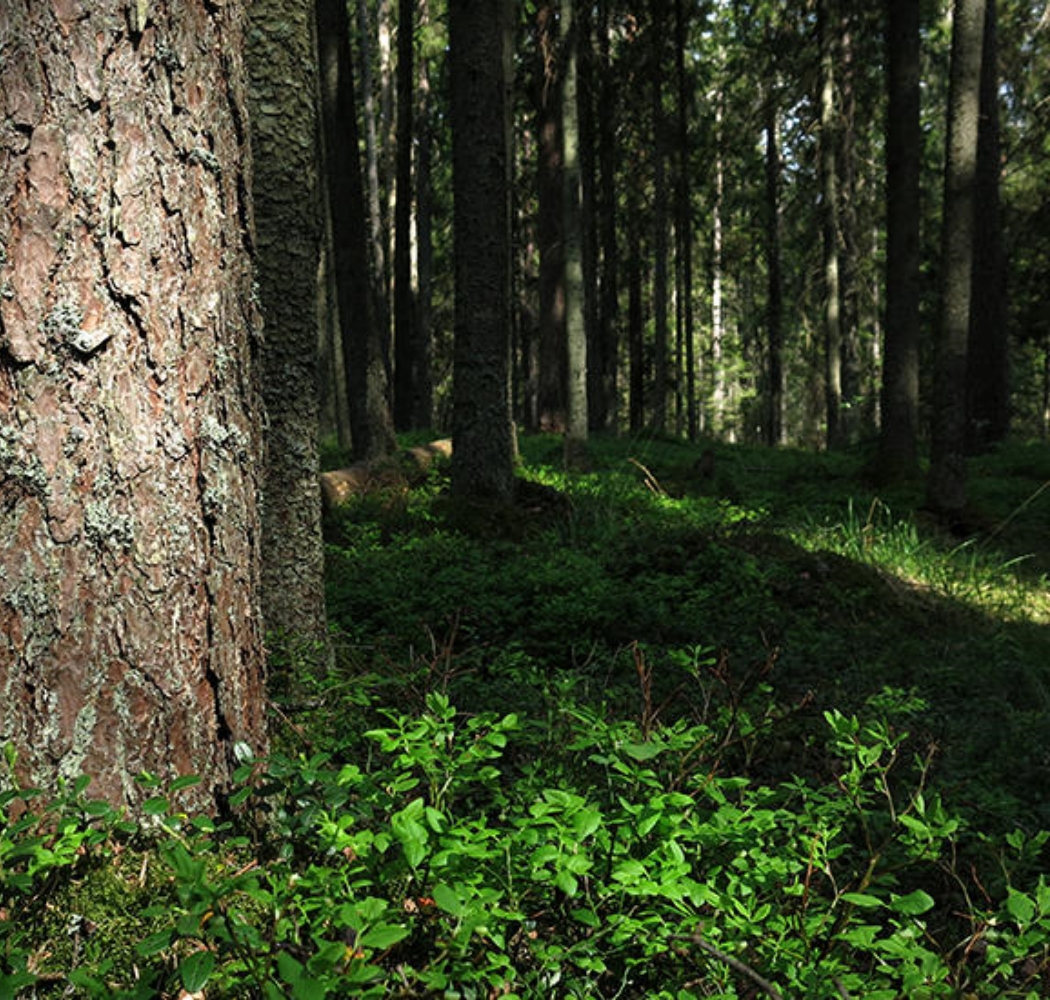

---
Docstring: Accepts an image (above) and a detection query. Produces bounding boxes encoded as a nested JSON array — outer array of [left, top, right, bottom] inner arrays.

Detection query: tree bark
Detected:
[[966, 0, 1009, 452], [879, 0, 922, 480], [675, 0, 698, 441], [393, 0, 416, 431], [318, 0, 397, 462], [449, 0, 516, 501], [820, 0, 844, 449], [0, 0, 266, 809], [928, 0, 985, 516], [764, 101, 785, 447], [561, 0, 589, 466], [248, 0, 331, 670]]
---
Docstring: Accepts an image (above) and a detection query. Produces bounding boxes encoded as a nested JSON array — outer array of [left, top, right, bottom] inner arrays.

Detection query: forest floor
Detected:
[[317, 432, 1050, 833], [6, 433, 1050, 998]]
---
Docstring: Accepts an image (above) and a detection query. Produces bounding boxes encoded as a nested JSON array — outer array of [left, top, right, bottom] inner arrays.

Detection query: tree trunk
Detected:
[[449, 0, 516, 501], [764, 101, 785, 447], [355, 0, 391, 345], [651, 28, 670, 436], [536, 0, 566, 433], [0, 0, 266, 809], [628, 191, 646, 434], [413, 0, 436, 430], [820, 0, 844, 449], [318, 0, 397, 462], [248, 0, 331, 670], [674, 0, 697, 441], [966, 0, 1009, 452], [928, 0, 985, 516], [711, 89, 728, 436], [393, 0, 416, 431], [561, 0, 589, 466], [879, 0, 922, 480], [594, 0, 619, 433]]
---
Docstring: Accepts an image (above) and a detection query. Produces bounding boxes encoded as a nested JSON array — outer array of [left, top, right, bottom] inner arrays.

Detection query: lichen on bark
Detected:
[[0, 0, 267, 811]]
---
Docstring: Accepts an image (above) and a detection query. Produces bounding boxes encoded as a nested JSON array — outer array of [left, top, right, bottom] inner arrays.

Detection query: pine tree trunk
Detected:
[[248, 0, 331, 670], [561, 0, 589, 466], [820, 0, 844, 449], [393, 0, 416, 432], [928, 0, 985, 516], [764, 102, 785, 446], [879, 0, 922, 480], [318, 0, 396, 462], [966, 0, 1009, 452], [0, 0, 266, 809], [449, 0, 516, 501]]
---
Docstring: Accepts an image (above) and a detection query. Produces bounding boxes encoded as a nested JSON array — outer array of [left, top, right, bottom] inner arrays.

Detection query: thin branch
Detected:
[[679, 932, 786, 1000]]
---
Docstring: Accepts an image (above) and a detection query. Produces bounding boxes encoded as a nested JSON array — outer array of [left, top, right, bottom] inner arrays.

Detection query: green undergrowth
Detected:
[[3, 433, 1049, 997]]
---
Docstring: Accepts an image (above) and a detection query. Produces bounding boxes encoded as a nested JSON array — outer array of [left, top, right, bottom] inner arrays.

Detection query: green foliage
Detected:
[[5, 687, 1050, 997], [5, 434, 1049, 996]]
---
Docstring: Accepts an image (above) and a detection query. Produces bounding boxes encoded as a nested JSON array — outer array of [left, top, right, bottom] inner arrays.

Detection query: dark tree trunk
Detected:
[[0, 0, 266, 809], [628, 193, 646, 434], [536, 0, 566, 433], [966, 0, 1009, 452], [248, 0, 330, 669], [318, 0, 397, 461], [879, 0, 922, 481], [561, 0, 589, 465], [413, 0, 436, 430], [764, 102, 785, 446], [449, 0, 516, 501], [928, 0, 985, 516], [393, 0, 416, 431], [593, 0, 619, 432], [651, 28, 670, 436], [675, 0, 698, 441], [820, 0, 844, 449]]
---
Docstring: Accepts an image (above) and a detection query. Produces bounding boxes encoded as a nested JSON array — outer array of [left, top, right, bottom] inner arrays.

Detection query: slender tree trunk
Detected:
[[651, 27, 670, 435], [628, 193, 646, 433], [449, 0, 516, 501], [966, 0, 1009, 451], [318, 0, 397, 461], [928, 0, 986, 516], [764, 102, 785, 446], [0, 0, 266, 809], [594, 0, 619, 432], [393, 0, 416, 431], [675, 0, 697, 441], [248, 0, 330, 670], [879, 0, 922, 480], [561, 0, 589, 466], [820, 0, 844, 449], [536, 1, 566, 433], [356, 0, 391, 356], [711, 90, 727, 435], [413, 0, 435, 430]]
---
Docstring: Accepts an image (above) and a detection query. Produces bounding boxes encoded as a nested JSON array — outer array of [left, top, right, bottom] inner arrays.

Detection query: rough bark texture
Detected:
[[0, 0, 266, 808], [929, 0, 985, 515], [764, 103, 785, 447], [449, 0, 516, 502], [879, 0, 922, 480], [247, 0, 330, 667]]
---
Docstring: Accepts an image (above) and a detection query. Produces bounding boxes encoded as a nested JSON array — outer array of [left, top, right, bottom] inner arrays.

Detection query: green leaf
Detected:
[[359, 923, 410, 950], [891, 889, 935, 916], [555, 869, 579, 896], [170, 774, 203, 793], [179, 951, 215, 993], [622, 741, 663, 761], [142, 796, 170, 816], [1007, 889, 1036, 926], [842, 892, 885, 909], [433, 882, 463, 917], [136, 929, 174, 957]]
